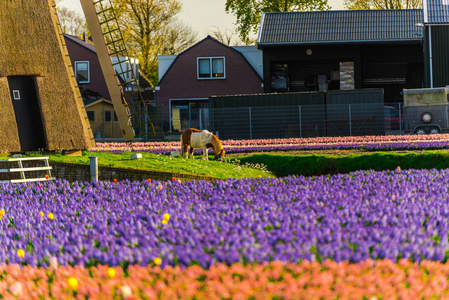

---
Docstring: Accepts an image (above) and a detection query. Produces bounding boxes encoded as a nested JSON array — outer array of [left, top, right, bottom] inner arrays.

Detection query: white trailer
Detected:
[[403, 87, 449, 134]]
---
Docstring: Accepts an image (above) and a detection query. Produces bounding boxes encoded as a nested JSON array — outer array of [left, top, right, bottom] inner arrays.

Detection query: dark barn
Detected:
[[257, 9, 425, 103]]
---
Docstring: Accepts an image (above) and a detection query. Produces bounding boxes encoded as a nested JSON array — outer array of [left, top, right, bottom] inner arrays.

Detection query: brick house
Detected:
[[64, 33, 153, 97], [155, 36, 263, 132], [64, 34, 154, 139], [64, 34, 111, 100]]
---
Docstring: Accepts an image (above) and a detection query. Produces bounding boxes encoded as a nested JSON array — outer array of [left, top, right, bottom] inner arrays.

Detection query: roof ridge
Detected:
[[264, 9, 422, 14], [258, 9, 424, 45], [157, 36, 262, 85], [63, 33, 97, 54]]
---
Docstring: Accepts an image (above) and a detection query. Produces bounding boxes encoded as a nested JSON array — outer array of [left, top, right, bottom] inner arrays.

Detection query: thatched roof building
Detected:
[[0, 0, 95, 152]]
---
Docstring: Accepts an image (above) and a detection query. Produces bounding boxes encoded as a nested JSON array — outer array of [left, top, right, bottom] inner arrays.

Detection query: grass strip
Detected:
[[233, 150, 449, 177], [32, 151, 272, 180]]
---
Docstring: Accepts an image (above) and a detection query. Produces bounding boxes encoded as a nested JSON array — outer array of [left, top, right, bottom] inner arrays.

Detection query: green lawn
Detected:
[[36, 151, 272, 180], [24, 149, 449, 179], [234, 150, 449, 177]]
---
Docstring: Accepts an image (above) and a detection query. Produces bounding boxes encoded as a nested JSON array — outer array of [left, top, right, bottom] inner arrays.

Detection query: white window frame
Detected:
[[75, 61, 90, 83], [197, 57, 225, 80], [12, 90, 20, 100]]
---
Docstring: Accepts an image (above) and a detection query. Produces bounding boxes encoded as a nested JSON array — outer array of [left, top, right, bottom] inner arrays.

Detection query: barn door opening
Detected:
[[8, 76, 46, 151]]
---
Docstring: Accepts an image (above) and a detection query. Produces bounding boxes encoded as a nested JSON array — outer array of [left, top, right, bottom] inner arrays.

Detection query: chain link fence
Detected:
[[188, 102, 449, 140], [206, 103, 382, 140], [145, 105, 164, 140]]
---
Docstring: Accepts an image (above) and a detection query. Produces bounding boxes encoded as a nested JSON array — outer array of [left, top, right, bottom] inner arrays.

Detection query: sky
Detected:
[[59, 0, 345, 39]]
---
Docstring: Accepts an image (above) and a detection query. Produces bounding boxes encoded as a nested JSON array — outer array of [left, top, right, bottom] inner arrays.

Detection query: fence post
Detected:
[[102, 104, 105, 141], [348, 104, 352, 136], [89, 156, 98, 182], [298, 106, 302, 138], [199, 108, 203, 130], [144, 104, 148, 140], [399, 103, 403, 134], [248, 107, 252, 139], [188, 103, 192, 129], [446, 105, 449, 130]]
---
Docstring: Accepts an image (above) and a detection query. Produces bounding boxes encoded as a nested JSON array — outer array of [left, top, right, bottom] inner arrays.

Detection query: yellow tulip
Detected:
[[153, 257, 162, 266], [107, 267, 116, 278], [17, 249, 25, 258], [67, 277, 78, 291]]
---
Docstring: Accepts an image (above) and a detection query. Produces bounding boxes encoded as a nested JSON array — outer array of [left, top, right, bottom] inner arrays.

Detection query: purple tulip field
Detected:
[[4, 170, 449, 267], [4, 153, 449, 298]]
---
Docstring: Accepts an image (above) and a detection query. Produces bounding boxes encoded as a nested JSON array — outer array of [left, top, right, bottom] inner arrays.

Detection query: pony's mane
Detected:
[[210, 134, 223, 152]]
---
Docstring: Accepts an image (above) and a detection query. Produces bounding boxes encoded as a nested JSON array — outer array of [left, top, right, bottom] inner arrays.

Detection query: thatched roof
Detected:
[[0, 0, 95, 152]]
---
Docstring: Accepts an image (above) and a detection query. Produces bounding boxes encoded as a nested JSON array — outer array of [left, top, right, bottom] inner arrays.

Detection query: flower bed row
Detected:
[[92, 140, 449, 155], [2, 259, 449, 299], [91, 134, 449, 155], [94, 133, 449, 149], [1, 169, 449, 269]]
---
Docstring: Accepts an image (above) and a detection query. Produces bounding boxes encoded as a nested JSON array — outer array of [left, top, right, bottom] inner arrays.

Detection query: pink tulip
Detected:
[[9, 282, 23, 297]]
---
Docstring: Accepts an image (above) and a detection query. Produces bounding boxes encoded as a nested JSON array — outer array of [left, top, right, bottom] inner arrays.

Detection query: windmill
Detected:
[[0, 0, 96, 152], [80, 0, 155, 142], [0, 0, 155, 154]]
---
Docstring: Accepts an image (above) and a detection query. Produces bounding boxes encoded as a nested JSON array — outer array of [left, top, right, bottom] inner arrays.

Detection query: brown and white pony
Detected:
[[180, 128, 225, 161]]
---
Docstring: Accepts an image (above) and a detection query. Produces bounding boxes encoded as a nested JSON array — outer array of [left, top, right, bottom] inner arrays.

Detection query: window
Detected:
[[87, 111, 94, 121], [104, 111, 112, 122], [75, 61, 90, 83], [197, 57, 225, 79], [113, 112, 118, 121]]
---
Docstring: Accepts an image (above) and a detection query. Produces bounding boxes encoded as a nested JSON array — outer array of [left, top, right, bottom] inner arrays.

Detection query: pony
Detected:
[[180, 128, 225, 161]]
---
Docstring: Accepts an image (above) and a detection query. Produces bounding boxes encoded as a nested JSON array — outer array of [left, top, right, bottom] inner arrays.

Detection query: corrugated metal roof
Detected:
[[423, 0, 449, 23], [258, 9, 423, 45]]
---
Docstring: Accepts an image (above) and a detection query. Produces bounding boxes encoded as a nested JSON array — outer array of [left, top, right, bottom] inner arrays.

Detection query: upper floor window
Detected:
[[75, 61, 90, 83], [197, 57, 225, 79]]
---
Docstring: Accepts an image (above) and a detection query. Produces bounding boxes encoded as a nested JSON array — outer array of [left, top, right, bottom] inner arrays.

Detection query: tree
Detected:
[[344, 0, 421, 9], [132, 20, 197, 84], [56, 6, 87, 37], [225, 0, 330, 44], [159, 21, 198, 55], [208, 26, 248, 46], [110, 0, 197, 85]]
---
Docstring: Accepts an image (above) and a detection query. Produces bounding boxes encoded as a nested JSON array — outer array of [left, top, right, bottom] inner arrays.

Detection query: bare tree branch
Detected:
[[56, 6, 87, 37], [345, 0, 421, 9], [110, 0, 196, 85]]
